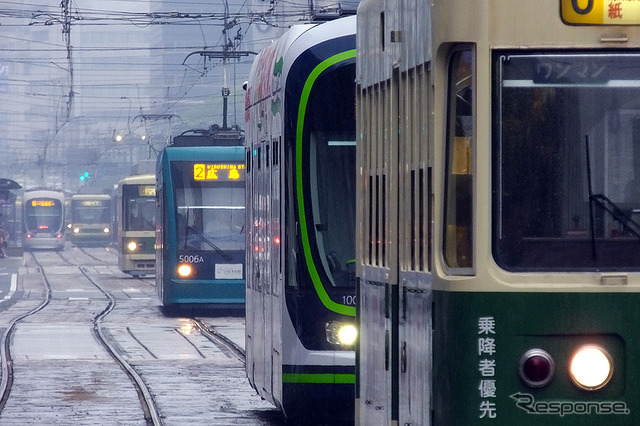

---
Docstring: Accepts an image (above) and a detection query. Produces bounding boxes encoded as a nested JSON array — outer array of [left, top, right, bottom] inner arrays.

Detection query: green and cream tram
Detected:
[[356, 0, 640, 424], [117, 174, 156, 276]]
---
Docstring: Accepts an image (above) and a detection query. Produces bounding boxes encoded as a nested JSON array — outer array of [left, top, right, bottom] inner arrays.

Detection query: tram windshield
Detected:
[[24, 198, 63, 233], [122, 184, 155, 231], [494, 52, 640, 270], [171, 161, 245, 252], [71, 199, 110, 224], [298, 59, 356, 287]]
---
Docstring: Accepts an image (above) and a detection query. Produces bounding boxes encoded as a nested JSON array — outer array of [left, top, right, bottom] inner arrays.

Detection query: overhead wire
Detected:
[[0, 0, 322, 179]]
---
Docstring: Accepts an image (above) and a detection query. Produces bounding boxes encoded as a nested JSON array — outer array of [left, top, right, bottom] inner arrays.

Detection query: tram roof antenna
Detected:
[[170, 124, 244, 147], [308, 1, 357, 21], [182, 49, 256, 131]]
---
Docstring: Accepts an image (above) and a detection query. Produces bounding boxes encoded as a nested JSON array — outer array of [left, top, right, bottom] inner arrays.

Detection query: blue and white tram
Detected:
[[117, 174, 156, 276], [21, 189, 66, 250], [156, 136, 246, 309], [244, 15, 358, 423]]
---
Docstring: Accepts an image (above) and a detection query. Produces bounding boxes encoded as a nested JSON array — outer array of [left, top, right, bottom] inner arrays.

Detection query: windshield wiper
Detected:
[[589, 194, 640, 239], [585, 135, 640, 263], [185, 225, 233, 261]]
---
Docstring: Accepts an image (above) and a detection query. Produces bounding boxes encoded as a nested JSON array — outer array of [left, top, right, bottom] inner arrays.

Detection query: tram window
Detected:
[[266, 145, 270, 168], [443, 48, 474, 271], [380, 12, 385, 51], [493, 52, 640, 270], [25, 199, 63, 232], [171, 161, 245, 252], [368, 174, 374, 265], [272, 138, 280, 166], [123, 185, 155, 231], [72, 200, 110, 223], [257, 146, 262, 170], [299, 59, 356, 287]]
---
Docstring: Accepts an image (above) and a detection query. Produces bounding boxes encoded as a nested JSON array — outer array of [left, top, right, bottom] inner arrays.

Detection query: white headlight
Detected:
[[127, 241, 138, 251], [570, 345, 612, 390], [73, 227, 80, 234], [103, 227, 110, 234], [337, 324, 357, 345], [177, 263, 192, 278], [326, 321, 357, 346]]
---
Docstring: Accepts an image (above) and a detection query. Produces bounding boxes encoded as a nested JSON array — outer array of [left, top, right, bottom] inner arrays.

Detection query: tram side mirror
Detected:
[[242, 81, 248, 91]]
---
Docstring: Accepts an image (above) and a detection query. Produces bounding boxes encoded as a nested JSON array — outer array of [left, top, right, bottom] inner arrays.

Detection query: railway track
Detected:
[[0, 250, 161, 424], [0, 248, 275, 425], [0, 251, 51, 412]]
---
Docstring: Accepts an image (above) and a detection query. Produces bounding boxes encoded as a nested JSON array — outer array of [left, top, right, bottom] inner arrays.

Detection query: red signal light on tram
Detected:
[[518, 349, 555, 388], [274, 237, 281, 244]]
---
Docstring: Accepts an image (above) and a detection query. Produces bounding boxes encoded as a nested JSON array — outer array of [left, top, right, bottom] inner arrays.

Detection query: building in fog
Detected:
[[0, 0, 360, 192]]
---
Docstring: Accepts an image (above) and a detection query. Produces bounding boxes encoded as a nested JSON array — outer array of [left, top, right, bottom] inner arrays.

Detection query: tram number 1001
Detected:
[[342, 295, 357, 306], [179, 254, 205, 264]]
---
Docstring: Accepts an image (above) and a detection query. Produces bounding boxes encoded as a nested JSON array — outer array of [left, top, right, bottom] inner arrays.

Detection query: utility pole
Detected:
[[183, 1, 255, 130], [61, 0, 74, 122]]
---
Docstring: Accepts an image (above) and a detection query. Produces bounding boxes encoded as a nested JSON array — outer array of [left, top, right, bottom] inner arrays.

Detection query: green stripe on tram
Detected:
[[295, 48, 357, 318], [282, 373, 356, 384]]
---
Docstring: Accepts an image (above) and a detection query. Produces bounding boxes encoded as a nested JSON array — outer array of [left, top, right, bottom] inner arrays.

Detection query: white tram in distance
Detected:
[[21, 189, 66, 251], [68, 193, 113, 247], [117, 174, 156, 276]]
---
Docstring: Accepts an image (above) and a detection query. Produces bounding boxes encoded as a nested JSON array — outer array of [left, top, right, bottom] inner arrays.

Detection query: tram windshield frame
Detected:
[[493, 51, 640, 271], [292, 57, 357, 289], [170, 161, 245, 253], [24, 198, 63, 233], [122, 185, 155, 231], [71, 199, 110, 224]]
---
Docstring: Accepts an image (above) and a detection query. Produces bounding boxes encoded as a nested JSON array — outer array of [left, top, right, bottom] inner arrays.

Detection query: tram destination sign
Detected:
[[139, 186, 156, 197], [193, 163, 245, 182], [32, 200, 56, 207], [81, 200, 106, 206], [562, 0, 640, 25]]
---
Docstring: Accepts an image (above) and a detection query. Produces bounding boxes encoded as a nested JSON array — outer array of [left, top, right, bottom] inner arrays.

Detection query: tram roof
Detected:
[[171, 128, 244, 147]]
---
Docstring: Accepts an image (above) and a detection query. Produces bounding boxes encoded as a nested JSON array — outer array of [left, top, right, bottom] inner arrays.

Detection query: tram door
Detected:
[[397, 64, 433, 426], [358, 73, 399, 425]]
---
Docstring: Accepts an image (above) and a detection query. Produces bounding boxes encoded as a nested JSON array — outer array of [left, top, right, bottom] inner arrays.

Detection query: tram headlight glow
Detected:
[[326, 321, 357, 346], [570, 345, 613, 390], [177, 263, 193, 278], [127, 241, 138, 252], [103, 227, 110, 234], [73, 227, 80, 234]]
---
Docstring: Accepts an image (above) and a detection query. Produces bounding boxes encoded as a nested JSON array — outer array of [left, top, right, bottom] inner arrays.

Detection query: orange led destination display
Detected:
[[32, 200, 56, 207], [562, 0, 640, 25], [139, 186, 156, 197], [193, 163, 245, 181]]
